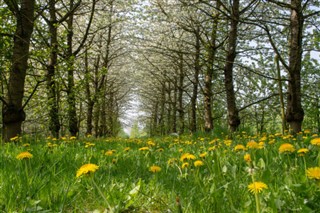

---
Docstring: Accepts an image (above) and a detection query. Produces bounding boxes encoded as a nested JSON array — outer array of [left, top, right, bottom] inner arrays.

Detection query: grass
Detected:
[[1, 132, 320, 212]]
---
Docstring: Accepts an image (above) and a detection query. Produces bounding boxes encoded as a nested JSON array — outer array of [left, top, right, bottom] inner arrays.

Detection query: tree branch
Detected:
[[21, 79, 45, 110], [239, 93, 280, 112]]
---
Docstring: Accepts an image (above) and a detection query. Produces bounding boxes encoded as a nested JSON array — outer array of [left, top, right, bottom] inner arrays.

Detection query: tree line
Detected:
[[0, 0, 319, 141]]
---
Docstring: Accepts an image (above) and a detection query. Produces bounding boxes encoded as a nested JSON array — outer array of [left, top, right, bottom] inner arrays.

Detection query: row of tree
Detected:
[[134, 0, 320, 136], [0, 0, 136, 141], [0, 0, 319, 141]]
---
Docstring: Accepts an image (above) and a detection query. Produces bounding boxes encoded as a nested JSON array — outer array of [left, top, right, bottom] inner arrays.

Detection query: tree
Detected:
[[2, 0, 35, 141]]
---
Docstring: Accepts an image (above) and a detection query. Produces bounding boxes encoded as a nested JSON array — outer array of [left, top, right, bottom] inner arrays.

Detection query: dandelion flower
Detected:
[[306, 167, 320, 180], [181, 162, 189, 169], [149, 165, 161, 173], [16, 151, 33, 160], [248, 181, 268, 194], [234, 144, 246, 152], [76, 163, 99, 178], [194, 160, 204, 167], [105, 150, 114, 156], [224, 139, 232, 147], [246, 141, 259, 149], [244, 153, 251, 163], [310, 138, 320, 146], [124, 147, 130, 152], [180, 153, 196, 161], [139, 147, 149, 151], [297, 148, 309, 156], [147, 140, 156, 146], [200, 152, 207, 158], [10, 136, 19, 142], [279, 143, 295, 153], [69, 136, 76, 140]]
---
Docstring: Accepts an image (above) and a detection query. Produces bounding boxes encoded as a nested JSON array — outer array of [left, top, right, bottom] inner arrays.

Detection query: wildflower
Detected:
[[304, 129, 311, 134], [147, 140, 156, 146], [306, 167, 320, 180], [268, 139, 275, 145], [234, 144, 246, 152], [310, 137, 320, 146], [244, 153, 251, 163], [258, 142, 264, 149], [23, 143, 30, 147], [167, 158, 177, 166], [76, 163, 99, 178], [85, 142, 95, 148], [181, 162, 189, 169], [124, 147, 130, 152], [180, 153, 196, 161], [279, 143, 295, 153], [178, 148, 184, 153], [200, 152, 207, 158], [70, 136, 76, 140], [157, 148, 164, 152], [248, 181, 268, 194], [112, 159, 117, 164], [47, 142, 58, 148], [208, 146, 216, 151], [105, 150, 114, 156], [194, 160, 204, 167], [246, 141, 260, 149], [10, 136, 19, 142], [224, 139, 232, 147], [297, 148, 309, 156], [139, 147, 149, 151], [149, 165, 161, 173], [16, 151, 33, 160]]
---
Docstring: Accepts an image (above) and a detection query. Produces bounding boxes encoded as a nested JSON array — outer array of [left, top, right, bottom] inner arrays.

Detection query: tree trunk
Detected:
[[203, 3, 220, 132], [275, 55, 287, 134], [190, 26, 201, 133], [2, 0, 35, 141], [224, 0, 240, 132], [172, 78, 178, 133], [178, 52, 185, 134], [285, 0, 304, 134], [66, 0, 79, 136], [47, 0, 60, 138]]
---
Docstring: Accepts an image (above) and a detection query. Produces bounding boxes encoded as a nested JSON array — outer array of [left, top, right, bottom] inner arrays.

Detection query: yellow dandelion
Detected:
[[76, 163, 99, 178], [297, 148, 309, 156], [208, 146, 216, 151], [194, 160, 204, 167], [16, 151, 33, 160], [69, 136, 76, 140], [244, 153, 251, 163], [181, 162, 189, 169], [149, 165, 161, 173], [10, 136, 19, 141], [105, 150, 114, 156], [224, 139, 232, 147], [304, 129, 311, 134], [167, 158, 177, 166], [279, 143, 295, 153], [147, 140, 156, 146], [23, 143, 30, 147], [248, 181, 268, 194], [139, 147, 149, 151], [85, 142, 95, 148], [258, 142, 264, 149], [124, 147, 131, 152], [157, 148, 164, 152], [268, 139, 276, 145], [200, 152, 207, 158], [180, 153, 196, 161], [310, 137, 320, 146], [306, 167, 320, 180], [234, 144, 246, 152], [246, 141, 260, 149]]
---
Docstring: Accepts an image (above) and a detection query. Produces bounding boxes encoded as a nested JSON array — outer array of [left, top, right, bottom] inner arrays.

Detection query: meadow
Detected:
[[1, 131, 320, 212]]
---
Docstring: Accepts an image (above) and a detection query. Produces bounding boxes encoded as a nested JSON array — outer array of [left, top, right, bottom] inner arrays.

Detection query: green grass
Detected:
[[1, 132, 320, 212]]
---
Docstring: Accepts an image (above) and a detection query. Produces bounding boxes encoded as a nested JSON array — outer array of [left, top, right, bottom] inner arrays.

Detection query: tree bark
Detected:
[[2, 0, 35, 141], [66, 0, 79, 137], [203, 2, 220, 132], [190, 26, 201, 133], [224, 0, 240, 132], [178, 52, 185, 134], [285, 0, 304, 134], [47, 0, 60, 138]]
